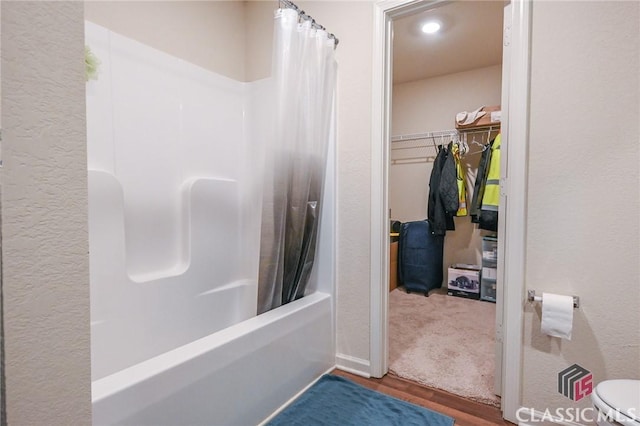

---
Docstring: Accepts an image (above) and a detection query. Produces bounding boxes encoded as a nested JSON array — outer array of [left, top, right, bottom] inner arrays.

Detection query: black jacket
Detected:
[[428, 143, 457, 235]]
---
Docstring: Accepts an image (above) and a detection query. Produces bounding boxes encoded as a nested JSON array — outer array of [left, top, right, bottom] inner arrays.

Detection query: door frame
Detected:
[[369, 0, 531, 423]]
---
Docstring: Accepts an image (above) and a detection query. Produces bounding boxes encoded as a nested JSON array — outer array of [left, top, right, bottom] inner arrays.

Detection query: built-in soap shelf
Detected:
[[88, 169, 240, 284]]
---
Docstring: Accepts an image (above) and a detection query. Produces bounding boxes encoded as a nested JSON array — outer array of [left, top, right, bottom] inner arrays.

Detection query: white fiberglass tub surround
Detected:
[[86, 21, 335, 425], [88, 171, 258, 379]]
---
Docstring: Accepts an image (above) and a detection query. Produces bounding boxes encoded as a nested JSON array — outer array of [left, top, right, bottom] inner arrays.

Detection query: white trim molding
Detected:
[[369, 0, 391, 380], [500, 0, 532, 423], [335, 354, 371, 378]]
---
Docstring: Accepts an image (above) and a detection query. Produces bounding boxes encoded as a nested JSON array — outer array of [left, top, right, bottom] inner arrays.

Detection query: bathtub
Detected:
[[92, 292, 334, 425]]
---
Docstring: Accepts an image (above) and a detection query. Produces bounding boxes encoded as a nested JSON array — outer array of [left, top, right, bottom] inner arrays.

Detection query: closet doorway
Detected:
[[389, 0, 503, 408], [370, 0, 531, 423]]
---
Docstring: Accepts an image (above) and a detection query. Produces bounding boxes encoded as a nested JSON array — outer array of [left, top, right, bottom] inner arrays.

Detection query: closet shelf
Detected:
[[455, 105, 501, 132]]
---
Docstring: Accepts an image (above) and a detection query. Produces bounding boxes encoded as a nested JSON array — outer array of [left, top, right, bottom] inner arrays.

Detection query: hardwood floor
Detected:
[[332, 370, 515, 426]]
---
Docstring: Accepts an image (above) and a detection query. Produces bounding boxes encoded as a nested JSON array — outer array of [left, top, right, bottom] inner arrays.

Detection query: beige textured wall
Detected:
[[523, 0, 640, 414], [292, 1, 375, 362], [85, 1, 279, 83], [392, 65, 502, 135], [246, 0, 276, 81], [84, 1, 247, 81], [1, 2, 91, 425], [390, 65, 502, 267]]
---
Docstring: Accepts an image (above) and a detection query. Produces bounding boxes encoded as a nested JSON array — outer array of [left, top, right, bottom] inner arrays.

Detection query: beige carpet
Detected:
[[388, 288, 500, 407]]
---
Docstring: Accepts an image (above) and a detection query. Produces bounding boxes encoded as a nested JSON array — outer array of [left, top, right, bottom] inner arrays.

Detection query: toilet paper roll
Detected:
[[541, 292, 574, 340]]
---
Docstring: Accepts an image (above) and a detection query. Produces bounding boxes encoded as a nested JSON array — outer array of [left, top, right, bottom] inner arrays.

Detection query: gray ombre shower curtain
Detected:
[[257, 7, 337, 314]]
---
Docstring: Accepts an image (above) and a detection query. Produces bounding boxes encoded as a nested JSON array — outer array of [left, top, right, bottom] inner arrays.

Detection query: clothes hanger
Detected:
[[430, 135, 439, 154], [473, 127, 494, 152], [461, 132, 469, 156], [470, 132, 484, 149]]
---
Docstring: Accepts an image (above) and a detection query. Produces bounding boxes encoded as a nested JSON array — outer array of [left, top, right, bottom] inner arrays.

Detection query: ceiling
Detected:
[[392, 1, 505, 84]]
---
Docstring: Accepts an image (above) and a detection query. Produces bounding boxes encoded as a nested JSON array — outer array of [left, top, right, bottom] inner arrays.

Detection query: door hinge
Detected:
[[504, 23, 512, 48], [500, 178, 508, 197]]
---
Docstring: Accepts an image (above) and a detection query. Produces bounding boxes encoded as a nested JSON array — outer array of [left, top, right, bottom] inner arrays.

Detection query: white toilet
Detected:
[[591, 380, 640, 426]]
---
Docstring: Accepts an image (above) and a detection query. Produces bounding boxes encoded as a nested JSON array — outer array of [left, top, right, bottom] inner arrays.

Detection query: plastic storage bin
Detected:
[[480, 279, 496, 302], [481, 236, 498, 302], [482, 236, 498, 268]]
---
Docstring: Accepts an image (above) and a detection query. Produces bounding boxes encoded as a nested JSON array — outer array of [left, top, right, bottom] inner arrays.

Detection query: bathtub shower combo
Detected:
[[86, 15, 336, 426]]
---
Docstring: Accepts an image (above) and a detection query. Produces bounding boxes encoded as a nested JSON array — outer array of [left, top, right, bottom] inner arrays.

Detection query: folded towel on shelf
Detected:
[[456, 106, 486, 125]]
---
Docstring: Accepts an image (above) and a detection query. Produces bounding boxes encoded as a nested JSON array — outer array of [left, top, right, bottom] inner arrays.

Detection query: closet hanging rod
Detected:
[[391, 129, 457, 143], [391, 126, 500, 143], [279, 0, 339, 47], [391, 156, 437, 165]]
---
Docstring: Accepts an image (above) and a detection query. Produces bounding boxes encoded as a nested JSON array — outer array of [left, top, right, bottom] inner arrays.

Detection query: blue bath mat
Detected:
[[267, 374, 454, 425]]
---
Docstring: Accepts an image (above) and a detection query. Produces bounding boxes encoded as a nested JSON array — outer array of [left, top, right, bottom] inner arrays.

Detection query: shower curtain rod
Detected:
[[280, 0, 339, 47]]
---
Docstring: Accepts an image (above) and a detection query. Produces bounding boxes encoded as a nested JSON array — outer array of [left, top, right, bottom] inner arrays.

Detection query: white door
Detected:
[[494, 2, 512, 397]]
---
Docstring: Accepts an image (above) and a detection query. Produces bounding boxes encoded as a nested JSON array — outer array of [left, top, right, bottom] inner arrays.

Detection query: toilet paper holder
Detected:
[[527, 290, 579, 309]]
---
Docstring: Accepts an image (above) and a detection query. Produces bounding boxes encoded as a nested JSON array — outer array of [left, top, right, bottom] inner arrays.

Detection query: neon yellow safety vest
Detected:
[[452, 143, 467, 216], [481, 133, 501, 213]]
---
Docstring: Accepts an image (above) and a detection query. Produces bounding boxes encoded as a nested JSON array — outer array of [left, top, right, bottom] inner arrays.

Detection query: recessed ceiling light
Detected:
[[421, 21, 441, 34]]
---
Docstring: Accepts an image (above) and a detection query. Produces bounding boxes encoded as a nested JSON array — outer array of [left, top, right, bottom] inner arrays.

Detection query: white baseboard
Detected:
[[335, 354, 371, 378]]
